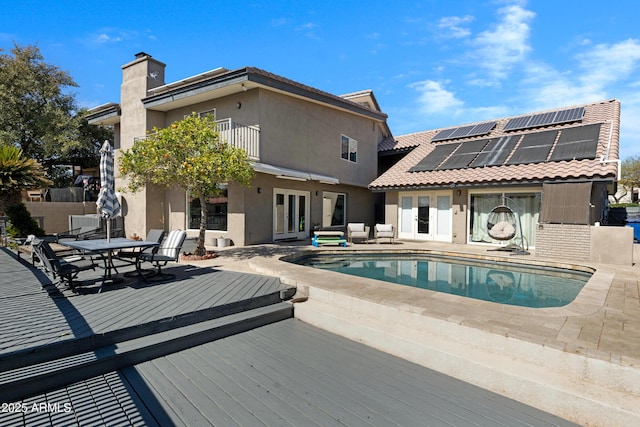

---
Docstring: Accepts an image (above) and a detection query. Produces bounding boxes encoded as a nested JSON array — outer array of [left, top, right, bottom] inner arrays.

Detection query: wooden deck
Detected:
[[0, 247, 579, 426]]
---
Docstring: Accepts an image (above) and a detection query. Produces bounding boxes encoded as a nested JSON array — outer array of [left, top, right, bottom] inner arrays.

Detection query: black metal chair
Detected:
[[136, 230, 187, 282], [31, 237, 97, 291], [116, 229, 165, 266]]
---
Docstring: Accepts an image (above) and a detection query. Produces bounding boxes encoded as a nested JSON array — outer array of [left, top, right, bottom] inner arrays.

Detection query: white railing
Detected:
[[215, 118, 260, 160], [134, 118, 260, 160]]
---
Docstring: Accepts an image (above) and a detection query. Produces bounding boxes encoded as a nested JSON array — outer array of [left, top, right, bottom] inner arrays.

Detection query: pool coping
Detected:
[[270, 247, 612, 318]]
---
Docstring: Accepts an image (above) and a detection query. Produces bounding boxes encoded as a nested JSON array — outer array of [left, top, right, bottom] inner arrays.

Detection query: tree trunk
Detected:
[[196, 192, 207, 256]]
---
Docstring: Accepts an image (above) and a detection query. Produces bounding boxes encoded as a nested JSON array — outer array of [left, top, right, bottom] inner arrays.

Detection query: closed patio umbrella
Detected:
[[96, 141, 121, 242]]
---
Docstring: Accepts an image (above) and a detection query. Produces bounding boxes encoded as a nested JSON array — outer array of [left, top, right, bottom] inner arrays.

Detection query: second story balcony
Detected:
[[134, 118, 260, 161], [215, 118, 260, 161]]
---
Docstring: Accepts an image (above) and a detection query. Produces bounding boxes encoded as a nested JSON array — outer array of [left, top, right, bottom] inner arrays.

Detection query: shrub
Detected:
[[5, 203, 45, 237]]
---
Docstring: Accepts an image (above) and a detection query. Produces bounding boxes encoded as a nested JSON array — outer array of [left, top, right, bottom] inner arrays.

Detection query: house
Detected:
[[87, 53, 392, 246], [370, 99, 629, 262]]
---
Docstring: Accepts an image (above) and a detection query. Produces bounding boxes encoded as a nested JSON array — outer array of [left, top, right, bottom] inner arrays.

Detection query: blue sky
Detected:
[[2, 0, 640, 158]]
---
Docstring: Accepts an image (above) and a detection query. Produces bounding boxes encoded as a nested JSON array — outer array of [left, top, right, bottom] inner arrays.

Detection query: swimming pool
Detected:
[[289, 253, 591, 308]]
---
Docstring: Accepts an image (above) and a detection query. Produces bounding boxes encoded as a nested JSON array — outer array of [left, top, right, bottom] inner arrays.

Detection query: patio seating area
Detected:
[[0, 242, 591, 426]]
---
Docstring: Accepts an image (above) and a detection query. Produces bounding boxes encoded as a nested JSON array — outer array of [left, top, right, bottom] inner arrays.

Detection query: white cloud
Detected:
[[80, 28, 151, 49], [577, 39, 640, 87], [471, 3, 535, 82], [516, 39, 640, 111], [295, 22, 321, 41], [438, 15, 474, 38], [410, 80, 464, 114]]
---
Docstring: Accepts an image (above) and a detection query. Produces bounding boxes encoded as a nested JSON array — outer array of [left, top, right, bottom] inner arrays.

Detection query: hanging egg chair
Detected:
[[487, 205, 517, 241], [486, 197, 530, 255]]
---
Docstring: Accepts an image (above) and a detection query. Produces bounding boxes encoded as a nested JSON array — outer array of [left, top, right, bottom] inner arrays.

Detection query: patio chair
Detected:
[[347, 223, 370, 244], [116, 229, 165, 266], [55, 226, 101, 243], [136, 229, 187, 282], [374, 224, 395, 244], [31, 237, 97, 291]]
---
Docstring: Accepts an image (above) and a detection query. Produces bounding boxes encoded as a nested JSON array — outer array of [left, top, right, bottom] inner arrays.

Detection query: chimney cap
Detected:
[[134, 52, 151, 59]]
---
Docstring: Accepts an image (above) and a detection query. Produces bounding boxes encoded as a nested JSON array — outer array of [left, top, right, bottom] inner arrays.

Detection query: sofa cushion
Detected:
[[349, 223, 365, 232], [377, 224, 392, 232]]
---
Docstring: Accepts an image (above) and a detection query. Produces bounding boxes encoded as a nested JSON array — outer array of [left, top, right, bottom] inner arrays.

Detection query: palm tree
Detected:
[[0, 144, 51, 209], [0, 145, 51, 236]]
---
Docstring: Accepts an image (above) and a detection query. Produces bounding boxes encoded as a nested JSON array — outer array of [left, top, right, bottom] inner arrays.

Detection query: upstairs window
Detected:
[[341, 135, 357, 163]]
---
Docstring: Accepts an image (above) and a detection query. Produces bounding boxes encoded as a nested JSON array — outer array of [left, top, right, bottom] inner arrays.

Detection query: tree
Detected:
[[0, 145, 51, 236], [119, 113, 255, 256], [0, 144, 52, 211], [618, 155, 640, 203], [0, 43, 83, 176]]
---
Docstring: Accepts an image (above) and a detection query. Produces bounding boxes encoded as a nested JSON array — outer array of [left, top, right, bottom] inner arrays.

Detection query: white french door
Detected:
[[398, 192, 452, 242], [273, 189, 310, 240]]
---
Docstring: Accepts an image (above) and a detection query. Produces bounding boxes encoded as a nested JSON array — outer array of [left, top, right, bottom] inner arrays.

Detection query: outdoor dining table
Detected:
[[59, 238, 159, 292]]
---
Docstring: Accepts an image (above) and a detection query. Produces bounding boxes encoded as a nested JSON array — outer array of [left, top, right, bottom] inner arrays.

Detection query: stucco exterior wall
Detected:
[[116, 56, 168, 239], [451, 189, 467, 244], [257, 90, 380, 188], [25, 202, 97, 234]]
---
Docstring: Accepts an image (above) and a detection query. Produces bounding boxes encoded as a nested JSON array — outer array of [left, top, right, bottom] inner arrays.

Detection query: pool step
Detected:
[[0, 302, 293, 403]]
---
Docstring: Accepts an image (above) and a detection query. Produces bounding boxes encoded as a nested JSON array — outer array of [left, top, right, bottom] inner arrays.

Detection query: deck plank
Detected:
[[119, 318, 578, 427], [0, 248, 290, 358]]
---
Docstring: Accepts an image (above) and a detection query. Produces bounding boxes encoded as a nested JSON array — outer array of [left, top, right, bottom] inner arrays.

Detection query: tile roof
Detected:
[[370, 99, 620, 190]]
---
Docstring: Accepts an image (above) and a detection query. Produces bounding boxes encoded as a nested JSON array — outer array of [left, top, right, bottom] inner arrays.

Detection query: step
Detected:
[[0, 302, 293, 403], [0, 289, 293, 373]]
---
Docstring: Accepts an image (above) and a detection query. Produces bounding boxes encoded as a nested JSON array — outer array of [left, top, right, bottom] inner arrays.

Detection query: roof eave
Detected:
[[86, 103, 121, 125]]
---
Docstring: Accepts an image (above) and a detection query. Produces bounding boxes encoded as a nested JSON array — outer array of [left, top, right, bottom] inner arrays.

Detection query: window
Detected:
[[322, 192, 346, 227], [341, 135, 357, 163], [196, 109, 216, 118], [188, 187, 228, 231], [469, 191, 540, 246]]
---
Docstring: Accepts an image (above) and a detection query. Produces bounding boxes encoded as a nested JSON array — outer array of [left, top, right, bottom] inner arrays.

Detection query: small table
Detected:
[[59, 238, 159, 291], [312, 231, 347, 247]]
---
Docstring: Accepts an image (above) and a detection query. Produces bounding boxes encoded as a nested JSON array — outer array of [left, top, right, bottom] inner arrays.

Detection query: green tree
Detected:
[[0, 145, 52, 211], [0, 145, 51, 236], [618, 155, 640, 203], [119, 113, 255, 256], [0, 43, 83, 175]]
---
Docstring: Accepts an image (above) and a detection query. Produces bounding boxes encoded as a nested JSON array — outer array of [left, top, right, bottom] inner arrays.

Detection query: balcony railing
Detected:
[[134, 118, 260, 160], [215, 118, 260, 160]]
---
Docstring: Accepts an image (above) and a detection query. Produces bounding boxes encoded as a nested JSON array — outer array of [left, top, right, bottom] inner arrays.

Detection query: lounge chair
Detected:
[[31, 237, 97, 291], [136, 230, 187, 282], [374, 224, 395, 244], [347, 223, 370, 244]]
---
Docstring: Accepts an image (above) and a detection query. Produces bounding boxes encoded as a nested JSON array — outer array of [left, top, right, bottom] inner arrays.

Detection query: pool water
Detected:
[[291, 253, 591, 308]]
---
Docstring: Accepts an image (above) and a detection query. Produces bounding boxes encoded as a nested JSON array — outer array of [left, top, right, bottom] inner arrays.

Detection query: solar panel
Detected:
[[553, 107, 585, 125], [504, 107, 585, 132], [409, 143, 461, 172], [503, 116, 532, 131], [467, 121, 497, 137], [528, 112, 556, 127], [469, 135, 520, 167], [431, 128, 457, 142], [431, 121, 497, 142], [549, 124, 601, 161], [437, 139, 489, 170], [447, 125, 475, 139], [506, 130, 558, 165]]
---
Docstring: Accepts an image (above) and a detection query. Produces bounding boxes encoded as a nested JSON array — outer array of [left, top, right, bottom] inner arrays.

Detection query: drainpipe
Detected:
[[599, 120, 621, 180]]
